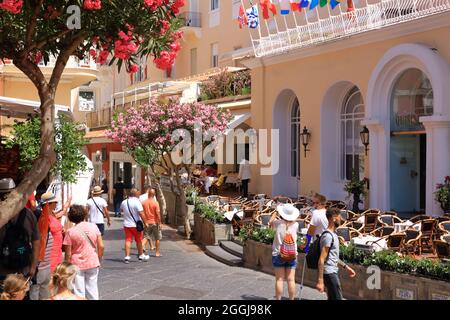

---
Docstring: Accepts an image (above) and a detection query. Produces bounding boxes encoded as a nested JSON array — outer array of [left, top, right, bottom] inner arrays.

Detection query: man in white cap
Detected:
[[86, 186, 111, 236], [0, 178, 40, 294], [268, 204, 300, 300]]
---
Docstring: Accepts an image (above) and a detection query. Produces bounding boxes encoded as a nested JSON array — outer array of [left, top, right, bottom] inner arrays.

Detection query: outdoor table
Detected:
[[298, 228, 308, 236], [351, 235, 387, 252], [225, 174, 239, 186], [394, 221, 420, 233]]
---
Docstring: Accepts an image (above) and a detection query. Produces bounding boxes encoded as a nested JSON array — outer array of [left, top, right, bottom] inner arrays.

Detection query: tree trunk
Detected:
[[148, 166, 168, 224], [0, 94, 56, 228], [173, 167, 191, 239]]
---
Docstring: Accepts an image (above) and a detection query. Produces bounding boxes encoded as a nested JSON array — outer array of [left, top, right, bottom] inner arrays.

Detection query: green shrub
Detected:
[[340, 244, 450, 281], [239, 225, 275, 245], [194, 201, 227, 224]]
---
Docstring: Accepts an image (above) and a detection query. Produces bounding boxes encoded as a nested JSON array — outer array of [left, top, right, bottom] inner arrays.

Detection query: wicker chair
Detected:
[[403, 229, 422, 255], [378, 215, 403, 227], [343, 221, 364, 233], [370, 226, 395, 238], [336, 227, 362, 244], [442, 235, 450, 243], [362, 209, 382, 215], [364, 212, 381, 234], [255, 214, 272, 226], [383, 211, 398, 216], [296, 219, 309, 230], [433, 240, 450, 259], [438, 221, 450, 234], [273, 196, 293, 204], [418, 219, 437, 254], [410, 214, 432, 224], [387, 233, 406, 252], [326, 200, 347, 210]]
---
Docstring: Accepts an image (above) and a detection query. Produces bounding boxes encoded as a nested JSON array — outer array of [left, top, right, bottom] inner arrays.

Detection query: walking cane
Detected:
[[299, 235, 312, 300]]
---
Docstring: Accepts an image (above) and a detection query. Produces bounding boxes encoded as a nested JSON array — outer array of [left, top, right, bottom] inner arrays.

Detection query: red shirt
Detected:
[[25, 193, 36, 209], [49, 215, 63, 272]]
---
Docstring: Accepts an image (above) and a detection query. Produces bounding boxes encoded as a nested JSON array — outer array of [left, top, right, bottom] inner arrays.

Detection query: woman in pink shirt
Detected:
[[63, 205, 104, 300]]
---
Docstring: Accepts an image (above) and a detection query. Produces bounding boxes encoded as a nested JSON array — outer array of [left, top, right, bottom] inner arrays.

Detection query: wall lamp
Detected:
[[300, 126, 311, 158]]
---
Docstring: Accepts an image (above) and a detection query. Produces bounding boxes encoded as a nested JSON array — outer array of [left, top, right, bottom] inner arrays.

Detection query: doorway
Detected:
[[390, 134, 426, 216]]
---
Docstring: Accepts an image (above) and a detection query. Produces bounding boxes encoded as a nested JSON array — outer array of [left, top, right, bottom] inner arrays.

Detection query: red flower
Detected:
[[83, 0, 101, 10], [34, 51, 42, 64], [0, 0, 23, 14], [446, 176, 450, 182], [128, 64, 139, 74]]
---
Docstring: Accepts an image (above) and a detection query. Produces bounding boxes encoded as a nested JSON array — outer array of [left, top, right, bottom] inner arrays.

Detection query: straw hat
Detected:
[[277, 204, 300, 222], [41, 192, 59, 204], [92, 186, 103, 196], [0, 178, 15, 194]]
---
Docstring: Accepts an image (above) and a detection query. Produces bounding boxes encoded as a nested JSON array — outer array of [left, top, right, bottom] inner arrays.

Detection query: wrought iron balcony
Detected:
[[179, 11, 202, 28], [250, 0, 450, 58]]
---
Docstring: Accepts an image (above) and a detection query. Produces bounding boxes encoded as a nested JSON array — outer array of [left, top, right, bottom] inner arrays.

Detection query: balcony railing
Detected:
[[250, 0, 450, 58], [2, 56, 97, 70], [179, 11, 202, 28], [85, 108, 112, 129]]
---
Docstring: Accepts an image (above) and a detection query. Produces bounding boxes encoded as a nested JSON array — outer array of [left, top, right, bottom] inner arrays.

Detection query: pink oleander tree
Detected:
[[0, 0, 185, 228], [107, 99, 232, 238]]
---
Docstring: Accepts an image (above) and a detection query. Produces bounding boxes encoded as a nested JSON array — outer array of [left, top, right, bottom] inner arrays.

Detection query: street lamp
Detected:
[[300, 126, 311, 158], [360, 126, 370, 156]]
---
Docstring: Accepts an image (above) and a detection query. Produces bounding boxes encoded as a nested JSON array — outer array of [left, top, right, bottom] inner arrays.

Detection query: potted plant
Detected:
[[435, 176, 450, 213], [185, 185, 199, 222], [344, 170, 368, 213]]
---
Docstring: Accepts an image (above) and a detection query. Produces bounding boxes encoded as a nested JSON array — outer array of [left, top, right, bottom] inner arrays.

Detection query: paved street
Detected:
[[98, 217, 326, 300]]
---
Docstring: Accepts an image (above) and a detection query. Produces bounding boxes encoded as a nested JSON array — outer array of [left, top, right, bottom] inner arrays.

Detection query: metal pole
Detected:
[[298, 257, 307, 300]]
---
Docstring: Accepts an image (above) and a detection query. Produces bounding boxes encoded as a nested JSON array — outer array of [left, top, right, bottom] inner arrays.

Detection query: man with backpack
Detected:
[[0, 178, 41, 290], [316, 208, 356, 300]]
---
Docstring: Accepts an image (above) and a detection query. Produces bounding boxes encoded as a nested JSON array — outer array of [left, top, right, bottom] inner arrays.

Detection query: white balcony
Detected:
[[250, 0, 450, 58]]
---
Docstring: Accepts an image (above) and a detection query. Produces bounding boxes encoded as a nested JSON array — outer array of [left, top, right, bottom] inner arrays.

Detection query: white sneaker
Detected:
[[124, 256, 131, 264], [139, 254, 150, 262]]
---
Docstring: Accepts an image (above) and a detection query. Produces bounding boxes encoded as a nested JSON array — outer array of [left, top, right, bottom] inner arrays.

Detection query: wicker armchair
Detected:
[[378, 215, 403, 227], [336, 226, 362, 244], [362, 209, 382, 215], [442, 235, 450, 243], [387, 233, 406, 252], [433, 240, 450, 259], [272, 196, 293, 204], [417, 219, 437, 254], [343, 221, 364, 233], [403, 229, 422, 255], [370, 226, 395, 238], [364, 212, 381, 234], [383, 211, 398, 216], [410, 214, 431, 224], [438, 221, 450, 234]]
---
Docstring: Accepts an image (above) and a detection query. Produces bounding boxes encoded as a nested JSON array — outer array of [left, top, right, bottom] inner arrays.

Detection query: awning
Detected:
[[0, 96, 71, 118], [225, 112, 251, 135], [217, 99, 251, 110]]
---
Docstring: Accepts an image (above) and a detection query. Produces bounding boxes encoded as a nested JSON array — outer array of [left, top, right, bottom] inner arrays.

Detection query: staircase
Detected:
[[205, 240, 244, 267]]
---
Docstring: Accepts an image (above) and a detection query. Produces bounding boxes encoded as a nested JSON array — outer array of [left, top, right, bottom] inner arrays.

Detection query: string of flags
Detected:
[[238, 0, 349, 29]]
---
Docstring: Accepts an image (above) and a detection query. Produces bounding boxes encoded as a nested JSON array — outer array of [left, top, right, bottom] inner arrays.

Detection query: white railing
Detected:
[[250, 0, 450, 58], [2, 56, 97, 70]]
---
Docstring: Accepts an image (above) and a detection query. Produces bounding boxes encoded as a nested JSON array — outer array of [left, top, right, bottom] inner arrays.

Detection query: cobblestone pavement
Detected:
[[98, 217, 327, 300]]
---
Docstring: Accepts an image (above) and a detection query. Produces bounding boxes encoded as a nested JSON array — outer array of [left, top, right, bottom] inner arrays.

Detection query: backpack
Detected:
[[0, 209, 33, 270], [305, 231, 334, 270], [279, 223, 297, 262]]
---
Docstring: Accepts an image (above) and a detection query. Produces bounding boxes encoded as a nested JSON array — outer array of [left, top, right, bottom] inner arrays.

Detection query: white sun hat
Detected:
[[276, 203, 300, 222]]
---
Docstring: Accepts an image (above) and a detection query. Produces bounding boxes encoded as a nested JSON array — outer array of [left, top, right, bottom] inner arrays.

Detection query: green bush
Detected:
[[339, 244, 450, 281], [239, 225, 275, 245], [194, 201, 227, 224]]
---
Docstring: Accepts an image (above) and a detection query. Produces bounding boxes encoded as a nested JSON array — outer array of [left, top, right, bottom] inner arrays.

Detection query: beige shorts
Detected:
[[144, 224, 162, 241]]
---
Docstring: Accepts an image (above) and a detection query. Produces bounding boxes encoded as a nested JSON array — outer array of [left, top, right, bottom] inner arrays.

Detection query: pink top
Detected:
[[49, 215, 63, 272], [63, 222, 100, 271]]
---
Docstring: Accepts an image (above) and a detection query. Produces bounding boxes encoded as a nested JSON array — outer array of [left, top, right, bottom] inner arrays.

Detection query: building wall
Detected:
[[247, 23, 450, 214]]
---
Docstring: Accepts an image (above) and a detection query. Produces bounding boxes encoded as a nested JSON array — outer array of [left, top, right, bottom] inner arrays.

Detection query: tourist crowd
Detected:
[[0, 177, 162, 300]]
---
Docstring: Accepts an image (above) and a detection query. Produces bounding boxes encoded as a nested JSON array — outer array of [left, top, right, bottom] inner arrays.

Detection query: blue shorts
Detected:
[[272, 255, 298, 269]]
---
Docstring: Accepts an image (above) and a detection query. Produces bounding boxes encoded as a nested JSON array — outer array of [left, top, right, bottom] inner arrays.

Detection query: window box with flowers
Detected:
[[435, 176, 450, 213]]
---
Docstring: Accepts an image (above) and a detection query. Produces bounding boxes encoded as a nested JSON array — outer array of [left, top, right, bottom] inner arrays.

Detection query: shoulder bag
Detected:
[[127, 199, 144, 232]]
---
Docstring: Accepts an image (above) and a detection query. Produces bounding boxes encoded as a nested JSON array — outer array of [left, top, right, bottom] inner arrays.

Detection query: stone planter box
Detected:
[[193, 214, 233, 246], [242, 240, 450, 300]]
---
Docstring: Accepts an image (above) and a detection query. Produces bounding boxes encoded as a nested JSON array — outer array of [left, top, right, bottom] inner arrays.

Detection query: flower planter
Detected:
[[242, 240, 450, 300], [193, 213, 232, 246], [187, 204, 195, 221]]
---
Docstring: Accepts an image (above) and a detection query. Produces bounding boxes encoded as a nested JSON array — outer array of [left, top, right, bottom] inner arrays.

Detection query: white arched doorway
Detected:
[[272, 89, 300, 197], [365, 43, 450, 216], [321, 82, 366, 203]]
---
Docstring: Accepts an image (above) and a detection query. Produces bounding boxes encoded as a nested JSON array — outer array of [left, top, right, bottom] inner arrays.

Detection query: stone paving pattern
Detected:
[[98, 218, 326, 300]]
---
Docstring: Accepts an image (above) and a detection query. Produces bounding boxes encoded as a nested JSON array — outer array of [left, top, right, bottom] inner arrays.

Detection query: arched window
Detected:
[[341, 86, 365, 180], [291, 98, 300, 178], [391, 68, 433, 132]]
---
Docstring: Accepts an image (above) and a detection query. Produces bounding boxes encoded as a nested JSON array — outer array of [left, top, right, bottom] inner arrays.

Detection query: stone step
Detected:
[[219, 240, 244, 258], [205, 246, 243, 267]]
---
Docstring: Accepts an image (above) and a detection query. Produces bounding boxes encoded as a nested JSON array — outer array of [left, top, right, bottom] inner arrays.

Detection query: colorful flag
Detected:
[[309, 0, 319, 10], [280, 0, 291, 15], [260, 0, 277, 20], [320, 0, 328, 7], [347, 0, 355, 12], [246, 5, 260, 29], [238, 4, 247, 29], [300, 0, 310, 8], [290, 0, 302, 11], [330, 0, 341, 9]]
